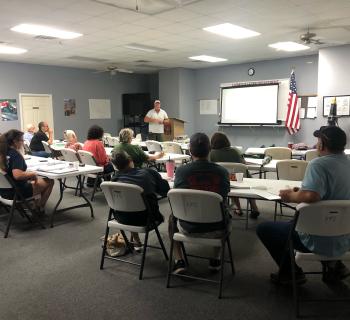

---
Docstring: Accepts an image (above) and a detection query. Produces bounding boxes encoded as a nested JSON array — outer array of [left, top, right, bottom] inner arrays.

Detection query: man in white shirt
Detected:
[[144, 100, 169, 141]]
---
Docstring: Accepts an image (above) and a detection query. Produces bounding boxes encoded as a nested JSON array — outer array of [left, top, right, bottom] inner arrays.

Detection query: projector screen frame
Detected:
[[219, 82, 280, 126]]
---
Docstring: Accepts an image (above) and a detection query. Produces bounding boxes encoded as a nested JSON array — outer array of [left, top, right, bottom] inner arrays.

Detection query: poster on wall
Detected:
[[89, 99, 111, 119], [0, 99, 18, 121], [64, 98, 76, 116]]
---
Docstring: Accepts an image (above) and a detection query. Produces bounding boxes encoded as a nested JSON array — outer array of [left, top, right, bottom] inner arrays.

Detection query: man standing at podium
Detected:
[[144, 99, 169, 142]]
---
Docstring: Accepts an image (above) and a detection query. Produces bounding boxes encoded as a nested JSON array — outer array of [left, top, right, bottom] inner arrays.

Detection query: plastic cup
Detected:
[[236, 172, 244, 182], [166, 160, 175, 179], [288, 142, 293, 149]]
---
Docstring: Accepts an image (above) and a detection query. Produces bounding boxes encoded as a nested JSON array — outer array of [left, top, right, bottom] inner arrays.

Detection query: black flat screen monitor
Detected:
[[122, 93, 151, 115]]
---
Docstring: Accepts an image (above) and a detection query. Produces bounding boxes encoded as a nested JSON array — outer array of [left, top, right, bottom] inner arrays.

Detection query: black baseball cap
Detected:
[[313, 126, 347, 151]]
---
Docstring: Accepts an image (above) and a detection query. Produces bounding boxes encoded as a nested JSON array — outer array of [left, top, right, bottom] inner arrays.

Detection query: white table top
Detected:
[[244, 147, 316, 157], [159, 172, 300, 201], [145, 152, 191, 163], [229, 178, 301, 200], [25, 156, 103, 179]]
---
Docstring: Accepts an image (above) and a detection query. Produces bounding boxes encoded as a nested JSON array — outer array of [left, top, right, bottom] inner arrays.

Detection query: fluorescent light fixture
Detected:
[[268, 41, 310, 52], [189, 55, 227, 63], [0, 45, 27, 54], [124, 43, 167, 53], [11, 24, 82, 39], [203, 23, 260, 39]]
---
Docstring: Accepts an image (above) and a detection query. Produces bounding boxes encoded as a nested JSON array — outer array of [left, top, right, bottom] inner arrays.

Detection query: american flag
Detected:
[[285, 70, 300, 135]]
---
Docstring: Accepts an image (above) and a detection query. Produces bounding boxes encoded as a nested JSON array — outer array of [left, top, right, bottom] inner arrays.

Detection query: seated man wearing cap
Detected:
[[257, 126, 350, 285], [169, 132, 231, 274]]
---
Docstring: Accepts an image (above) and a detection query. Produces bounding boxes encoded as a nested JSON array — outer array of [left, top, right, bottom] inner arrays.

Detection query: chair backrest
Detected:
[[305, 149, 318, 162], [61, 148, 80, 163], [0, 170, 12, 189], [276, 160, 308, 181], [78, 150, 97, 166], [41, 141, 52, 154], [101, 181, 146, 212], [233, 146, 243, 153], [145, 140, 162, 152], [162, 142, 183, 154], [168, 189, 224, 224], [264, 147, 291, 160], [105, 136, 114, 147], [23, 140, 31, 154], [217, 162, 248, 177], [295, 201, 350, 236]]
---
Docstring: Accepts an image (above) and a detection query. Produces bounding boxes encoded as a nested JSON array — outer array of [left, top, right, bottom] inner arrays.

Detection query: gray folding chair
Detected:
[[288, 201, 350, 317], [78, 150, 113, 201], [167, 189, 235, 298], [145, 140, 162, 152], [0, 170, 44, 238], [60, 148, 81, 194], [305, 149, 318, 162], [275, 160, 308, 221], [100, 182, 168, 280]]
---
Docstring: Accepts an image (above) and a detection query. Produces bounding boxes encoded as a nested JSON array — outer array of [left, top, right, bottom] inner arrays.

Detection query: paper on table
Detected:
[[253, 190, 280, 200]]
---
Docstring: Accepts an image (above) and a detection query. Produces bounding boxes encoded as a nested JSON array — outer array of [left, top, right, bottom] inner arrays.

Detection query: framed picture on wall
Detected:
[[323, 95, 350, 116]]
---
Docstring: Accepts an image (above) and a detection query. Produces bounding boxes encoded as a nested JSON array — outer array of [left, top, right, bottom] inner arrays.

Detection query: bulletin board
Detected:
[[323, 95, 350, 117]]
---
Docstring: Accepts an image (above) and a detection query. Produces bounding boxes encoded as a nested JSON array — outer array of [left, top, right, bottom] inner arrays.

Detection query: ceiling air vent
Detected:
[[34, 35, 59, 40], [66, 56, 109, 62]]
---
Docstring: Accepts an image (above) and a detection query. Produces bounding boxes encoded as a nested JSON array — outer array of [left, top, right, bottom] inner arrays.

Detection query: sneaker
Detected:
[[173, 259, 186, 274], [322, 261, 350, 283], [133, 243, 143, 253], [270, 270, 307, 286], [208, 259, 221, 272], [249, 210, 260, 219]]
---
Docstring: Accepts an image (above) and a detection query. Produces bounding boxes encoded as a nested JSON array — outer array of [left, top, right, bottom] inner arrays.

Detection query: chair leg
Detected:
[[4, 204, 16, 238], [290, 244, 300, 317], [226, 237, 235, 275], [100, 225, 110, 270], [181, 242, 189, 266], [91, 176, 99, 202], [274, 201, 278, 222], [154, 226, 168, 260], [166, 237, 175, 288], [139, 231, 149, 280], [218, 240, 225, 299]]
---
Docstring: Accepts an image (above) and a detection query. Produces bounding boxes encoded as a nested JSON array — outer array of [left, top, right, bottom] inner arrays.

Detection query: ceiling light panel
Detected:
[[11, 24, 82, 40], [189, 55, 227, 62], [0, 45, 27, 54], [203, 23, 260, 39], [125, 43, 167, 52], [268, 41, 310, 52]]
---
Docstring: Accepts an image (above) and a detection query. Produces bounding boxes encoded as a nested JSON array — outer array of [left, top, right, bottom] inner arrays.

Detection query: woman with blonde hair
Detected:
[[113, 128, 164, 168], [64, 130, 82, 151]]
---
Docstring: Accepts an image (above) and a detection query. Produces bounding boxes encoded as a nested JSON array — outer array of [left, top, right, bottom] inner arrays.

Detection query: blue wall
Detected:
[[0, 61, 151, 140]]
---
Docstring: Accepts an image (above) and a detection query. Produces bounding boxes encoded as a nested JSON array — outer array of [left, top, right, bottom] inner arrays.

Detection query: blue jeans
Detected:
[[32, 151, 50, 158], [256, 221, 310, 274]]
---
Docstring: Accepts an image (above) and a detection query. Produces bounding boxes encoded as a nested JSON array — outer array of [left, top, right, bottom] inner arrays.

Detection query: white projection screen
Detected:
[[220, 84, 279, 124]]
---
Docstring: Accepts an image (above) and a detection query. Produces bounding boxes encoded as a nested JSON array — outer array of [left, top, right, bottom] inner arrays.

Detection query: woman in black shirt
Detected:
[[0, 130, 54, 211]]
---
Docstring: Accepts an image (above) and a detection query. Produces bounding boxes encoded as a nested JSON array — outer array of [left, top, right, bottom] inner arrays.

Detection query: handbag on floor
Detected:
[[101, 233, 127, 257]]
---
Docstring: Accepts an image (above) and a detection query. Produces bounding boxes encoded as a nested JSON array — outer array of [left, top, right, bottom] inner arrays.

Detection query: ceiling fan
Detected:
[[94, 65, 133, 75], [299, 29, 325, 45]]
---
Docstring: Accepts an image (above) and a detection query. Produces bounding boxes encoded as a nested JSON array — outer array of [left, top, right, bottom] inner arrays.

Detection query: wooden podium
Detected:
[[163, 118, 185, 141]]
